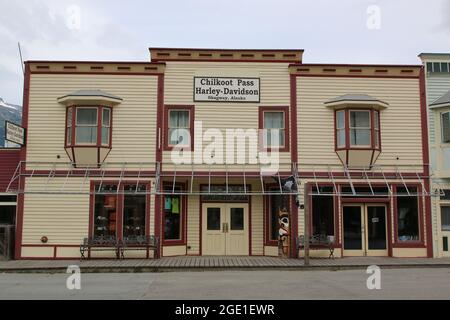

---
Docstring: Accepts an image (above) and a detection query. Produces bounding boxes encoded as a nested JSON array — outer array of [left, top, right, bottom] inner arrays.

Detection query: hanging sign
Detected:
[[5, 121, 25, 146], [194, 77, 260, 103]]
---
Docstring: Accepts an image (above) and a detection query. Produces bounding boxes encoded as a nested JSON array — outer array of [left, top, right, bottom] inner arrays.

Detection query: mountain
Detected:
[[0, 98, 22, 148]]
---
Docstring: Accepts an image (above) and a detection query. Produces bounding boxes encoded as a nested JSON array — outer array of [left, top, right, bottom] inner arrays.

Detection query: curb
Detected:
[[1, 264, 450, 274]]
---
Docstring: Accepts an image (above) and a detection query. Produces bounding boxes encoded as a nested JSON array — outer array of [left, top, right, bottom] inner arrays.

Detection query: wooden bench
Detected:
[[119, 235, 160, 259], [80, 236, 120, 259], [296, 234, 335, 259]]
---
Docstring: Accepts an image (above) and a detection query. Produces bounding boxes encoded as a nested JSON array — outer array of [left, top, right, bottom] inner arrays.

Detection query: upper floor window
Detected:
[[427, 62, 450, 73], [335, 109, 381, 150], [259, 106, 289, 152], [66, 106, 112, 147], [164, 105, 194, 151], [442, 111, 450, 143]]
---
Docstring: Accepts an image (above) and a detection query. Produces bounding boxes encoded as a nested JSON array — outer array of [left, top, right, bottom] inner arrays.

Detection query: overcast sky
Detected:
[[0, 0, 449, 105]]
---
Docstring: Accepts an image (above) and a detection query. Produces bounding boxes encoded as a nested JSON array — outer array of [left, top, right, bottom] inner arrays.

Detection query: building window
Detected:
[[334, 109, 381, 150], [269, 195, 283, 242], [442, 206, 450, 231], [92, 183, 149, 238], [312, 186, 335, 237], [442, 111, 450, 143], [102, 108, 111, 146], [259, 106, 289, 151], [94, 184, 118, 237], [163, 185, 184, 242], [427, 62, 450, 73], [349, 110, 371, 146], [396, 186, 420, 242], [164, 106, 194, 151], [169, 110, 190, 146], [66, 106, 112, 147], [123, 184, 146, 238], [336, 110, 346, 148]]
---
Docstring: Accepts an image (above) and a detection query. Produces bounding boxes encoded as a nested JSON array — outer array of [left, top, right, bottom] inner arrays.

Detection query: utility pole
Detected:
[[304, 183, 310, 266]]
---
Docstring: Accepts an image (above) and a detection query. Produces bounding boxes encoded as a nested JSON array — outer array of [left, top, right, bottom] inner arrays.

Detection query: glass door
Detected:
[[343, 205, 364, 256], [342, 204, 388, 257]]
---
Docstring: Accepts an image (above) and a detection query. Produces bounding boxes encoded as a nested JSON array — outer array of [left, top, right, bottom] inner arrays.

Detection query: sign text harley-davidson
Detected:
[[194, 77, 260, 102]]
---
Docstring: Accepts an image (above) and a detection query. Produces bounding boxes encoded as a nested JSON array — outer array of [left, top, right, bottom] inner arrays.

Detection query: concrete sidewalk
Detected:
[[1, 256, 450, 273]]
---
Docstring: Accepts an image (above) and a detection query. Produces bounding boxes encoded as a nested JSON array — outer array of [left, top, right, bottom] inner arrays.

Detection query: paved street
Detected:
[[0, 268, 450, 299]]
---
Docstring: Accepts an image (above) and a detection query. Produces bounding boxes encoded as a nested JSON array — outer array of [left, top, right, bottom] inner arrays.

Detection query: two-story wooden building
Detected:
[[419, 53, 450, 258], [2, 48, 434, 259]]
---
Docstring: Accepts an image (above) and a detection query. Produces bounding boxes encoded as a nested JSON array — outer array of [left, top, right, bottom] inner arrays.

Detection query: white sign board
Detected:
[[194, 77, 260, 103], [5, 121, 25, 146]]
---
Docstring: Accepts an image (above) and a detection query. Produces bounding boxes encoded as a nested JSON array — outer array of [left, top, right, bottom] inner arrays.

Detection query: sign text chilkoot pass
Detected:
[[194, 77, 260, 102]]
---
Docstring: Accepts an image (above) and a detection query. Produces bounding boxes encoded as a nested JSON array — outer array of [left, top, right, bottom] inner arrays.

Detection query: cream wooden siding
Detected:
[[163, 62, 291, 171], [27, 74, 158, 170], [22, 177, 89, 245], [185, 179, 264, 255], [297, 77, 423, 170], [22, 177, 156, 246]]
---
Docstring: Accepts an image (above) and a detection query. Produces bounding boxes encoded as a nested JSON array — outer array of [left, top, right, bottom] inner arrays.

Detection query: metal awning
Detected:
[[5, 161, 443, 197]]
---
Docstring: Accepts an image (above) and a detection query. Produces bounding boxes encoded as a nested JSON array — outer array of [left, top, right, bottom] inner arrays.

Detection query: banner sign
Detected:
[[194, 77, 260, 103], [5, 121, 25, 146]]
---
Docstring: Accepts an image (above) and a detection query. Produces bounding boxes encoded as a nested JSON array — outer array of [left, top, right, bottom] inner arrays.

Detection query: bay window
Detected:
[[334, 109, 381, 150], [66, 106, 112, 147], [442, 111, 450, 143]]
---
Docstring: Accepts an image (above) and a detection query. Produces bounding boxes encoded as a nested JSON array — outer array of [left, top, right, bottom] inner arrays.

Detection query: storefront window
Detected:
[[312, 186, 334, 236], [268, 193, 289, 242], [164, 187, 182, 240], [441, 206, 450, 231], [123, 184, 146, 238], [396, 187, 420, 241], [94, 184, 118, 237]]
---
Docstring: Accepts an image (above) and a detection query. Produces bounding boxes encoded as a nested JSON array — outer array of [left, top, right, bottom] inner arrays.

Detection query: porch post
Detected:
[[304, 183, 310, 265]]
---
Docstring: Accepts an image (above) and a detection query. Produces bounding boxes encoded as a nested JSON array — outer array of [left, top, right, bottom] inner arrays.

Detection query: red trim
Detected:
[[290, 75, 298, 162], [294, 74, 420, 79], [14, 63, 30, 259], [290, 63, 421, 68], [153, 59, 299, 63], [391, 184, 426, 248], [30, 72, 163, 76], [258, 106, 290, 152], [419, 67, 433, 257], [150, 48, 304, 52], [264, 185, 280, 246], [161, 182, 187, 246], [27, 60, 165, 65], [163, 105, 195, 152]]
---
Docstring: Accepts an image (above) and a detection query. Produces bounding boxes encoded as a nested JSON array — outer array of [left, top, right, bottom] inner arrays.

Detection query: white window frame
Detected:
[[441, 110, 450, 144], [336, 110, 346, 148], [101, 107, 111, 146], [263, 110, 286, 148], [168, 109, 191, 147], [75, 107, 98, 145], [349, 110, 372, 148]]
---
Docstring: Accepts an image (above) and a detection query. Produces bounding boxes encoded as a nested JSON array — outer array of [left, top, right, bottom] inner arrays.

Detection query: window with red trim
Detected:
[[335, 109, 381, 150], [164, 105, 194, 151], [92, 183, 149, 239], [162, 183, 186, 245], [259, 106, 289, 152], [66, 106, 112, 147]]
